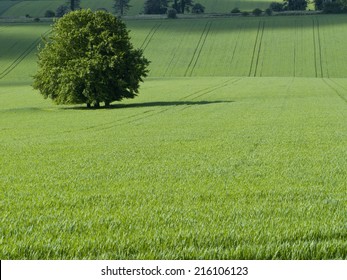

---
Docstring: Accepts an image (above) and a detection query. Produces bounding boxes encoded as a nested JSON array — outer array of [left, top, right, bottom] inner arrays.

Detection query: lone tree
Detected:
[[33, 9, 150, 108], [114, 0, 131, 16]]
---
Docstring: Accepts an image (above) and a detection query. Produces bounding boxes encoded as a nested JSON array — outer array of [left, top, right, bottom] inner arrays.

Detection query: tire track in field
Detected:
[[249, 21, 265, 77], [177, 77, 243, 102], [316, 19, 324, 78], [323, 79, 347, 104], [82, 78, 243, 133], [293, 21, 297, 77], [312, 18, 323, 78], [0, 30, 50, 80], [140, 22, 162, 51], [312, 19, 318, 78], [229, 23, 243, 68], [184, 21, 212, 77], [10, 78, 243, 141], [163, 24, 196, 77]]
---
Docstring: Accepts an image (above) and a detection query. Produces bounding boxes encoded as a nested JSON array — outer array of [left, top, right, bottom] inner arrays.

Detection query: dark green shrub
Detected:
[[192, 3, 205, 14], [45, 10, 55, 18], [252, 8, 263, 16], [241, 11, 249, 16], [269, 2, 284, 12], [323, 2, 343, 13], [265, 8, 273, 15], [56, 5, 70, 18], [167, 8, 177, 18], [231, 7, 241, 13]]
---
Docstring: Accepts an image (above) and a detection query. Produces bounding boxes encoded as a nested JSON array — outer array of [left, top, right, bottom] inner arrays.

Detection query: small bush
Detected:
[[269, 2, 284, 12], [56, 5, 70, 18], [167, 8, 177, 19], [25, 14, 31, 18], [241, 11, 249, 16], [192, 3, 205, 14], [34, 18, 40, 22], [45, 10, 55, 18], [231, 7, 241, 13], [265, 8, 273, 16], [252, 8, 263, 16]]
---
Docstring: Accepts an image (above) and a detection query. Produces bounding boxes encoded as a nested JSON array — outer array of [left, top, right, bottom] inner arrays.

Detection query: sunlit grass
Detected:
[[1, 77, 346, 259], [0, 15, 347, 259]]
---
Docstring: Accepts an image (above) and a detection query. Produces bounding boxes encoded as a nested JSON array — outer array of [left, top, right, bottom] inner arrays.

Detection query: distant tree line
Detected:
[[46, 0, 347, 18], [144, 0, 205, 15], [48, 0, 205, 18], [267, 0, 347, 13]]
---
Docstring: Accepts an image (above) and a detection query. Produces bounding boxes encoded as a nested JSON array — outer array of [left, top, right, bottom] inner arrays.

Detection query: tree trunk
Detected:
[[87, 103, 91, 109], [94, 102, 100, 108], [105, 101, 110, 108]]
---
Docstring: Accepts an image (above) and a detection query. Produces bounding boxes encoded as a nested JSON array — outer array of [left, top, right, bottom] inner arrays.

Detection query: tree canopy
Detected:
[[283, 0, 308, 10], [33, 9, 150, 108], [114, 0, 131, 16], [144, 0, 169, 14]]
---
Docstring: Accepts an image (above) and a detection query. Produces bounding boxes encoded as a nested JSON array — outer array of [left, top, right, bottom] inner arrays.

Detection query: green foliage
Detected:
[[173, 0, 194, 13], [252, 7, 263, 15], [241, 11, 250, 16], [167, 8, 177, 18], [114, 0, 131, 16], [33, 9, 149, 107], [67, 0, 81, 11], [283, 0, 308, 10], [144, 0, 169, 14], [322, 1, 347, 13], [44, 10, 55, 18], [192, 3, 205, 14], [265, 7, 273, 15], [231, 7, 241, 13], [313, 0, 324, 10], [269, 2, 284, 11], [56, 5, 70, 18]]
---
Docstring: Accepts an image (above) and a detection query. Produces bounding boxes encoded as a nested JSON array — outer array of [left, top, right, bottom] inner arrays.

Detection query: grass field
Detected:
[[1, 15, 347, 259]]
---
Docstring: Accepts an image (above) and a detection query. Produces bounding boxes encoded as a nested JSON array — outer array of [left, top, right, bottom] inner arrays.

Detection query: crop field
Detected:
[[1, 15, 347, 259], [127, 16, 347, 78]]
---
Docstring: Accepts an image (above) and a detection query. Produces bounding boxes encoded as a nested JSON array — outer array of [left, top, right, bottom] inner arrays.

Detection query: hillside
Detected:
[[0, 0, 273, 18], [126, 15, 347, 78], [1, 14, 347, 259], [3, 15, 347, 80]]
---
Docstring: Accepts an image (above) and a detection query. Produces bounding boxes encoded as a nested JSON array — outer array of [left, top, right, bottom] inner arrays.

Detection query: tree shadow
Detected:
[[64, 100, 234, 110]]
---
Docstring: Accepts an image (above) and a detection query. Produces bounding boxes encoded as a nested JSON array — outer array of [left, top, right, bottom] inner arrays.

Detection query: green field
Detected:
[[1, 15, 347, 259]]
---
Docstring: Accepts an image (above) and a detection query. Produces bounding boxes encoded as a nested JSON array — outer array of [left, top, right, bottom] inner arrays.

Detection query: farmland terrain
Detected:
[[0, 15, 347, 259]]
